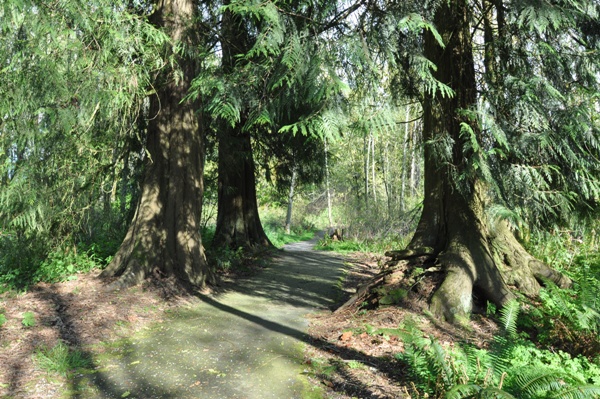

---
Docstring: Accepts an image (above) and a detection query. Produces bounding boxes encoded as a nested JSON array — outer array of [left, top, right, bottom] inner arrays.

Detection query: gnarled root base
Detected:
[[338, 221, 572, 324], [100, 208, 216, 292]]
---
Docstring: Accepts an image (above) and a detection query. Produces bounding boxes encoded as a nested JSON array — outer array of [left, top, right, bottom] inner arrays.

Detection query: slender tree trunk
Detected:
[[325, 137, 333, 228], [382, 142, 392, 216], [371, 134, 376, 203], [396, 0, 570, 323], [212, 3, 272, 250], [100, 0, 214, 288], [363, 132, 369, 208], [400, 105, 410, 211], [284, 163, 298, 234], [409, 120, 419, 196]]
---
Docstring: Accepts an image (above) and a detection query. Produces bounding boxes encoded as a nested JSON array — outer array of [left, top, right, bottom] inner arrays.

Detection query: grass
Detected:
[[317, 234, 410, 255], [265, 226, 317, 248], [33, 341, 91, 376]]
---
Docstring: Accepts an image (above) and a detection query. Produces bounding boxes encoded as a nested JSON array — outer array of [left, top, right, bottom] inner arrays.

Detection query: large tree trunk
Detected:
[[211, 4, 273, 250], [212, 126, 272, 249], [366, 0, 571, 323], [100, 0, 214, 289]]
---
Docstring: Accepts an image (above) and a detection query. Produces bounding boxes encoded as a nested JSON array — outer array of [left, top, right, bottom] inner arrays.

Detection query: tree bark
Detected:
[[325, 137, 334, 228], [100, 0, 214, 289], [284, 163, 298, 234], [403, 0, 570, 323], [212, 125, 272, 249], [211, 2, 273, 251]]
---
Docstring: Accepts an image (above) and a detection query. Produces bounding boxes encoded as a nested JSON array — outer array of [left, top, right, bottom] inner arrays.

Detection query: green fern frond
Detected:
[[207, 97, 241, 127], [549, 384, 600, 399], [514, 369, 581, 398], [446, 383, 483, 399], [413, 55, 455, 98], [449, 386, 518, 399], [478, 387, 519, 399], [427, 339, 454, 388], [499, 299, 520, 337], [488, 204, 525, 232], [398, 13, 444, 48]]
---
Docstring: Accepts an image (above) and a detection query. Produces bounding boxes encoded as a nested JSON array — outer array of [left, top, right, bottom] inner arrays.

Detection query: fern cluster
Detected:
[[395, 302, 600, 399]]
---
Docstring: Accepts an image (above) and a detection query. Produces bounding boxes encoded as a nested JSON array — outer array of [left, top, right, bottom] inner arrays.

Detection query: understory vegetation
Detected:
[[1, 0, 600, 397]]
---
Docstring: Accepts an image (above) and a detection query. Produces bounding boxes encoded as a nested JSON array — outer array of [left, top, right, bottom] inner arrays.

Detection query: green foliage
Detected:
[[21, 311, 35, 328], [520, 228, 600, 356], [0, 230, 108, 291], [499, 300, 520, 338], [480, 0, 600, 229], [0, 1, 166, 242], [317, 233, 410, 255], [264, 226, 315, 249], [393, 308, 600, 399], [0, 313, 6, 327], [33, 341, 91, 376], [0, 233, 47, 291], [208, 245, 246, 274], [34, 248, 101, 284], [0, 0, 162, 280], [260, 206, 317, 248]]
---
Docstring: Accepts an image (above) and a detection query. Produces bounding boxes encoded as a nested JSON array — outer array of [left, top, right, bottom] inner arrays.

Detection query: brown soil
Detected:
[[0, 273, 198, 398], [305, 252, 500, 399]]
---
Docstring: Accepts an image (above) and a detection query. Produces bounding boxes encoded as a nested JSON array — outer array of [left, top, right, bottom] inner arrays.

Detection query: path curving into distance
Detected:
[[80, 236, 344, 398]]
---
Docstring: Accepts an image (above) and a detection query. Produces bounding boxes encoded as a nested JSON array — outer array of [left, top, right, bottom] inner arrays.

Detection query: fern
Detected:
[[549, 385, 600, 399], [499, 300, 520, 338]]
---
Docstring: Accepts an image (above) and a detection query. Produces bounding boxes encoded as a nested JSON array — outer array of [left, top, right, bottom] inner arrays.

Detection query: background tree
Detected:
[[210, 1, 273, 250], [193, 0, 349, 249]]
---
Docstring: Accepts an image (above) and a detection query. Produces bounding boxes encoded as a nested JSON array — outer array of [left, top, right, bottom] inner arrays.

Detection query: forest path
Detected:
[[80, 236, 344, 398]]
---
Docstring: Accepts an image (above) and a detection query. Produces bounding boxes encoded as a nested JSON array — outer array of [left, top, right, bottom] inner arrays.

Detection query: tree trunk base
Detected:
[[337, 222, 571, 324]]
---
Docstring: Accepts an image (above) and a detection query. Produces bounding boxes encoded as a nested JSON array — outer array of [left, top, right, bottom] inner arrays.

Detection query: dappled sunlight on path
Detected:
[[78, 237, 345, 398]]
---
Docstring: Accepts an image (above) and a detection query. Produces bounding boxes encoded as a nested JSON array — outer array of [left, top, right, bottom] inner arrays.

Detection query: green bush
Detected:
[[516, 235, 600, 358], [34, 248, 101, 284], [0, 233, 48, 291], [0, 233, 105, 291]]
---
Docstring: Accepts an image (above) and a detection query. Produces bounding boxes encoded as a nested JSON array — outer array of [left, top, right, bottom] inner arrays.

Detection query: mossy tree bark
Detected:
[[212, 4, 273, 250], [100, 0, 215, 288], [404, 0, 570, 322]]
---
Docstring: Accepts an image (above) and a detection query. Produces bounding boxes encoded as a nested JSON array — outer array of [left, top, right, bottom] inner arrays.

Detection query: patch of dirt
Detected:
[[0, 272, 197, 398], [305, 252, 500, 399]]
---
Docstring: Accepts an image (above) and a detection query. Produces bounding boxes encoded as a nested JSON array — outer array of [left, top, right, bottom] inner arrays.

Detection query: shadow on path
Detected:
[[74, 238, 405, 398]]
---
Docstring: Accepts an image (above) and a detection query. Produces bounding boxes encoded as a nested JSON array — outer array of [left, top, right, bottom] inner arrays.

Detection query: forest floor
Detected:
[[0, 237, 500, 398]]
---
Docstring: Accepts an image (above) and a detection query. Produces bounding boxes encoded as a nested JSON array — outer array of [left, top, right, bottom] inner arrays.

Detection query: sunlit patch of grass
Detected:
[[33, 342, 91, 376], [317, 234, 410, 255], [265, 225, 316, 248]]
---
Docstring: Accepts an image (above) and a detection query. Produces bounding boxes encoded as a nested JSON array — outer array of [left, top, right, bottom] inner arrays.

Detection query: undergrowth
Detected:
[[520, 228, 600, 359], [0, 234, 107, 292], [394, 303, 600, 399]]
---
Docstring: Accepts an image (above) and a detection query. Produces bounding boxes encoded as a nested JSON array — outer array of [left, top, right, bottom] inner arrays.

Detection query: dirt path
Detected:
[[78, 238, 344, 398]]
